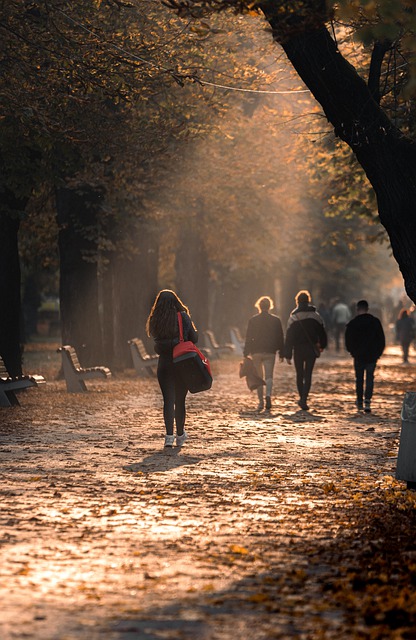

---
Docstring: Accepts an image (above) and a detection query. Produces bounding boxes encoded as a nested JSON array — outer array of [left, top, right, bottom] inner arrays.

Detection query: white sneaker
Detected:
[[164, 434, 175, 447], [176, 431, 188, 447]]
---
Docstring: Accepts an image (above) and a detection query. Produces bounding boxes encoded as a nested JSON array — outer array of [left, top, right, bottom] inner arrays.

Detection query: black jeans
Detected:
[[294, 348, 316, 401], [354, 360, 376, 403], [334, 323, 346, 352], [400, 340, 411, 363], [157, 355, 188, 435]]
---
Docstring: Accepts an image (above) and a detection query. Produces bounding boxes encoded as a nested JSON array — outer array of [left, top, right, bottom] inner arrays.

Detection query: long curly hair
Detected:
[[146, 289, 190, 339]]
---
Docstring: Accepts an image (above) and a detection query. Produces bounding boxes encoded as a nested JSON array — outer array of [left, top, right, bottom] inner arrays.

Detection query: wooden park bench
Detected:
[[57, 345, 111, 393], [229, 326, 244, 356], [203, 330, 235, 359], [0, 357, 45, 407], [128, 338, 158, 377]]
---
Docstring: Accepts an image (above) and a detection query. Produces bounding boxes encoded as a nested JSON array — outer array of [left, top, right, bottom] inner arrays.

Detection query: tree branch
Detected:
[[368, 40, 391, 105]]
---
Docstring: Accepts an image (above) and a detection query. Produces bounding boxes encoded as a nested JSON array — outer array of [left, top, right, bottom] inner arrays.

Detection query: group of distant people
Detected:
[[313, 297, 415, 365], [243, 291, 327, 412], [243, 292, 385, 415], [146, 288, 389, 449]]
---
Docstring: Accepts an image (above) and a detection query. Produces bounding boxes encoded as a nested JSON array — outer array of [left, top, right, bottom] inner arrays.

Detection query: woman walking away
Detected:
[[243, 295, 284, 411], [146, 290, 198, 448], [395, 308, 415, 364], [284, 290, 327, 411]]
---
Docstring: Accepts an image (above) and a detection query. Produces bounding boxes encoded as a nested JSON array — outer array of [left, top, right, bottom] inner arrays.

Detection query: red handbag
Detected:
[[173, 312, 212, 393]]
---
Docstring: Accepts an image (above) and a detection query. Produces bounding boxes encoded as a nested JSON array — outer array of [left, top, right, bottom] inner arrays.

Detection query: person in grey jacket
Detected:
[[345, 299, 385, 413], [331, 299, 351, 352], [244, 296, 284, 411], [284, 290, 327, 411]]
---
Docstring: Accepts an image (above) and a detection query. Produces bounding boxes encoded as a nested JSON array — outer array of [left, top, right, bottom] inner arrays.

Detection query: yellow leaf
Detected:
[[230, 545, 249, 555]]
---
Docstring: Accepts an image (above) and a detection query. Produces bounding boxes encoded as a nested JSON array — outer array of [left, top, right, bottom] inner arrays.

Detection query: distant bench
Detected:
[[229, 326, 244, 356], [203, 330, 235, 359], [57, 345, 111, 393], [128, 338, 158, 377], [0, 357, 45, 407]]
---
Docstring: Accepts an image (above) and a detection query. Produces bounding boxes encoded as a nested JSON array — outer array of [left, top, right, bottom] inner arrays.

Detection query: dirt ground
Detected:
[[2, 344, 416, 640]]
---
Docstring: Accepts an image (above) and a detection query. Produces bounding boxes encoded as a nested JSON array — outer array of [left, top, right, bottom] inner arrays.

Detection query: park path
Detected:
[[1, 345, 416, 639]]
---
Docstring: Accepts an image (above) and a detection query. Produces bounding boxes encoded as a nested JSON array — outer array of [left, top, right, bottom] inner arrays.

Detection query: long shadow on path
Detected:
[[124, 449, 202, 474], [124, 449, 246, 475]]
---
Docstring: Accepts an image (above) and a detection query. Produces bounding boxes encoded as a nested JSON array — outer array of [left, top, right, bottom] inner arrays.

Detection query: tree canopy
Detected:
[[159, 0, 416, 304]]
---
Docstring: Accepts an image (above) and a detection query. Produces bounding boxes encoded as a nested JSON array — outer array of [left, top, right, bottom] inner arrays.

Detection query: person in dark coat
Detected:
[[146, 289, 198, 448], [395, 308, 415, 364], [284, 290, 327, 411], [243, 296, 284, 411], [345, 299, 385, 413]]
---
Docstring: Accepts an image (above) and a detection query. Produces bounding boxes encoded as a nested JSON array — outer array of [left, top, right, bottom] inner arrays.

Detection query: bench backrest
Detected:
[[135, 339, 151, 359], [0, 357, 10, 379], [231, 326, 244, 343], [205, 330, 219, 349], [61, 346, 82, 371]]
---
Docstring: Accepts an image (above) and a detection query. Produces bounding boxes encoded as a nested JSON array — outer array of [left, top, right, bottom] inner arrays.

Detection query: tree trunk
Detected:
[[101, 224, 159, 370], [205, 269, 277, 342], [100, 263, 115, 367], [0, 213, 22, 376], [261, 11, 416, 301], [175, 221, 210, 333], [56, 187, 104, 367], [278, 267, 299, 326]]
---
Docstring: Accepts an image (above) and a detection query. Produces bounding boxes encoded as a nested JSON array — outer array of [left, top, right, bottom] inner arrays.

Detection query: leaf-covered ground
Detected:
[[1, 344, 416, 639]]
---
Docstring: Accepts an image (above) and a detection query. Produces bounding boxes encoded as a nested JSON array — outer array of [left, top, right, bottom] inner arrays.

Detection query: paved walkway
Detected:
[[1, 346, 415, 639]]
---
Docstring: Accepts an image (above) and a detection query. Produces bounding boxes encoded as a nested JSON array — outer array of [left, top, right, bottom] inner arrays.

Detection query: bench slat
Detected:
[[203, 330, 235, 359], [57, 346, 112, 392], [0, 357, 45, 407], [128, 338, 158, 377]]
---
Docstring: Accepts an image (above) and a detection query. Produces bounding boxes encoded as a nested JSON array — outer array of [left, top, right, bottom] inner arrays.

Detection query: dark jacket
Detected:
[[243, 311, 284, 357], [284, 304, 327, 359], [345, 313, 385, 363], [396, 316, 415, 343], [153, 312, 198, 356]]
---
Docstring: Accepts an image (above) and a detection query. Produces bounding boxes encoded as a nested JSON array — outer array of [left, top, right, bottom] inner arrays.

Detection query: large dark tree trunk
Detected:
[[56, 187, 104, 367], [260, 6, 416, 301], [0, 213, 22, 376]]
